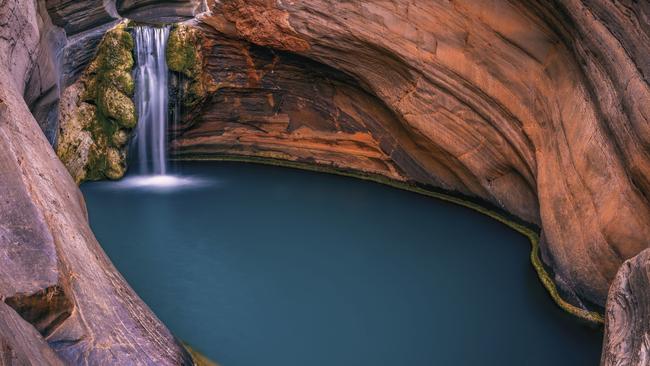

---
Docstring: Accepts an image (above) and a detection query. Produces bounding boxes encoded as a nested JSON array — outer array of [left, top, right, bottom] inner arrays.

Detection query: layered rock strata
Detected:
[[1, 0, 649, 363], [117, 0, 205, 22], [170, 25, 410, 180], [175, 0, 650, 315]]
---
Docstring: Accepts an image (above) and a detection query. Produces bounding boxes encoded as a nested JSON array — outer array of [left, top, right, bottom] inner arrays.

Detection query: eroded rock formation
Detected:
[[1, 0, 649, 363], [601, 248, 650, 365], [57, 22, 137, 182], [0, 0, 192, 364], [169, 25, 411, 180], [171, 0, 650, 315], [117, 0, 205, 22]]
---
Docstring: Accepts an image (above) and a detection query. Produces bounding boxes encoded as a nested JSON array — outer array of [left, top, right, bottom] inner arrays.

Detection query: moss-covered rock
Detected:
[[97, 85, 137, 128], [106, 147, 126, 179], [112, 129, 129, 146], [104, 69, 135, 96], [96, 30, 134, 71], [167, 24, 208, 108], [56, 20, 137, 184], [167, 24, 201, 78]]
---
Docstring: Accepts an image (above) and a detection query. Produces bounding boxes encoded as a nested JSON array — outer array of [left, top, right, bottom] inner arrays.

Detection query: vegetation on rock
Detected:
[[167, 24, 207, 107], [56, 21, 136, 183]]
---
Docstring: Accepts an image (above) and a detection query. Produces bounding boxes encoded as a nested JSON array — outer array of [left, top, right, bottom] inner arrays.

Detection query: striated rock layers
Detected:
[[1, 0, 649, 363], [168, 0, 650, 315], [601, 248, 650, 365], [0, 0, 192, 364]]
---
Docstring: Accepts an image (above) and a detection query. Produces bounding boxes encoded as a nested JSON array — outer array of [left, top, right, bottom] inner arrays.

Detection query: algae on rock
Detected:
[[167, 24, 207, 108], [56, 21, 137, 183]]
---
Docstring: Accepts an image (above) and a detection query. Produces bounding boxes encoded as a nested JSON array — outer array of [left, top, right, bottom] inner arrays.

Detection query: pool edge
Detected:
[[169, 154, 604, 325]]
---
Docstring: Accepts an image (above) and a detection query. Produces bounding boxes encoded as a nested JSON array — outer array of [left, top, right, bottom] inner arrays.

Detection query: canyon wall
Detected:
[[169, 0, 650, 314], [1, 0, 649, 363], [0, 0, 193, 364]]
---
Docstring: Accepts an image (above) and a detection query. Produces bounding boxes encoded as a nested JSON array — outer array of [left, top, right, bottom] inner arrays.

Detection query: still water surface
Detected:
[[81, 162, 602, 366]]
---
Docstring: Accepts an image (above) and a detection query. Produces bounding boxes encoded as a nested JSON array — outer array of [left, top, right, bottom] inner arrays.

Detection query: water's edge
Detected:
[[170, 154, 604, 324], [183, 343, 218, 366]]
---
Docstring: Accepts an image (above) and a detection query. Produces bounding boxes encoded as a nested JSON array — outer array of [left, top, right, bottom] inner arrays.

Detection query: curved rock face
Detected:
[[0, 1, 192, 364], [176, 0, 650, 311], [2, 0, 649, 362], [117, 0, 205, 22], [601, 248, 650, 365], [171, 25, 418, 181]]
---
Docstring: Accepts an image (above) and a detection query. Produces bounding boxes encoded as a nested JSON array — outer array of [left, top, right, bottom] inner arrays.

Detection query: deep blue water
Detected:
[[80, 162, 602, 366]]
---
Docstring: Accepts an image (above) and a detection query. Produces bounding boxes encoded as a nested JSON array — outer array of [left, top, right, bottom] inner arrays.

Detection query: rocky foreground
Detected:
[[0, 0, 649, 364]]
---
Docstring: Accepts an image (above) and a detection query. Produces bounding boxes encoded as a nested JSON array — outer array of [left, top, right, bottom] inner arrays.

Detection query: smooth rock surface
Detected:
[[0, 1, 192, 364], [0, 302, 64, 365]]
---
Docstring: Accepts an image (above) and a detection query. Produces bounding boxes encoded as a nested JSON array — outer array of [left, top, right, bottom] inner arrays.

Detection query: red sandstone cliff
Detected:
[[172, 0, 650, 314], [0, 0, 648, 364]]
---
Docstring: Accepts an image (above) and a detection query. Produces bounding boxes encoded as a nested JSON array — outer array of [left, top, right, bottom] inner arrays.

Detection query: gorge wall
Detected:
[[167, 0, 650, 316], [0, 0, 198, 364], [1, 0, 649, 363]]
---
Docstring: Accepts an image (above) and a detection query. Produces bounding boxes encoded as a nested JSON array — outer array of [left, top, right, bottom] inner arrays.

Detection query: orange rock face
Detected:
[[182, 0, 650, 310]]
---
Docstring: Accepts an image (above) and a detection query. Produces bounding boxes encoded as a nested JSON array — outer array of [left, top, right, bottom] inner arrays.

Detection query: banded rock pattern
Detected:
[[181, 0, 650, 313], [0, 0, 648, 363]]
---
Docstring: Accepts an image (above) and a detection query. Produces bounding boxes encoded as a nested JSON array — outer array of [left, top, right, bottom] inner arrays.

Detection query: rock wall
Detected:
[[601, 248, 650, 365], [56, 22, 137, 183], [2, 0, 649, 362], [170, 25, 417, 181], [117, 0, 205, 22], [0, 0, 192, 364], [176, 0, 650, 313]]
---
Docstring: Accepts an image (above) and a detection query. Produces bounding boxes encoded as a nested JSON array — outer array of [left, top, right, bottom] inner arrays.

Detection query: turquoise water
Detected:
[[81, 162, 602, 365]]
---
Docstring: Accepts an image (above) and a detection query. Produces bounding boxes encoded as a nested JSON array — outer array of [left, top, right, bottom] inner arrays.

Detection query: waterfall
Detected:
[[122, 25, 205, 190], [133, 25, 170, 176]]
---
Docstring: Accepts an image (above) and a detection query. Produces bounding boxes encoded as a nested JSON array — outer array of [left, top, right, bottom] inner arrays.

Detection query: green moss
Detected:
[[105, 147, 126, 179], [166, 24, 201, 78], [183, 343, 218, 366], [167, 24, 207, 108], [112, 129, 129, 146], [80, 21, 137, 181], [103, 69, 135, 96], [96, 29, 134, 71], [97, 85, 137, 128], [81, 76, 97, 102], [84, 142, 108, 181]]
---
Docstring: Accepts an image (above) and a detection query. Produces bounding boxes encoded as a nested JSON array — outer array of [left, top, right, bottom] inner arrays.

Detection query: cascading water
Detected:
[[123, 25, 204, 190], [133, 25, 170, 176]]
